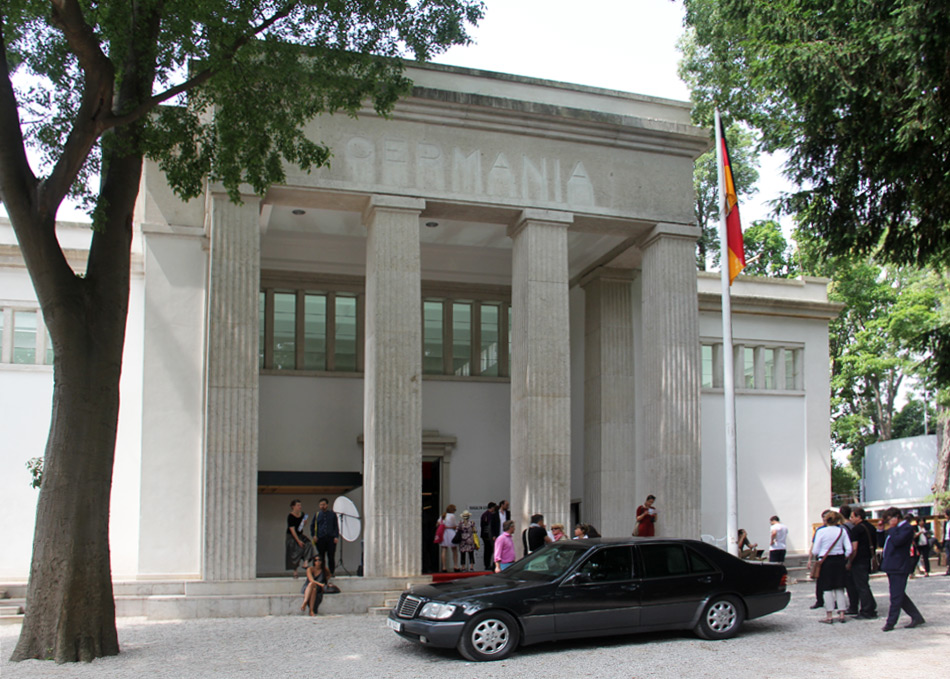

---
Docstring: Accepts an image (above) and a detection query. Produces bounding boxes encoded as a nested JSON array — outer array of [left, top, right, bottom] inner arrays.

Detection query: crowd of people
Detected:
[[429, 496, 651, 573], [804, 504, 948, 632]]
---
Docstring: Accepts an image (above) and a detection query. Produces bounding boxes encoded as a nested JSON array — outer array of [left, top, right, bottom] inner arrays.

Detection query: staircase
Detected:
[[0, 576, 426, 624]]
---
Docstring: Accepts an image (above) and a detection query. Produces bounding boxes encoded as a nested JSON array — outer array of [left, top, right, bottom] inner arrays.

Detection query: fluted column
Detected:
[[509, 209, 572, 550], [362, 196, 424, 577], [582, 268, 636, 537], [204, 193, 261, 580], [640, 224, 702, 538]]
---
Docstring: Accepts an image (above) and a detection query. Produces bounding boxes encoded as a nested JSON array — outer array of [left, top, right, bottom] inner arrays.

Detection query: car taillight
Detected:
[[780, 574, 788, 588]]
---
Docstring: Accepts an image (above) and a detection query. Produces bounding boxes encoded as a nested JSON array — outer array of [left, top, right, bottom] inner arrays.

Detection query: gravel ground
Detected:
[[2, 574, 948, 678]]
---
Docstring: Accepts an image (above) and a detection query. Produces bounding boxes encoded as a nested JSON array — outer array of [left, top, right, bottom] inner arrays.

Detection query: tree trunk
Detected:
[[934, 404, 950, 501], [11, 317, 123, 662], [11, 143, 137, 663]]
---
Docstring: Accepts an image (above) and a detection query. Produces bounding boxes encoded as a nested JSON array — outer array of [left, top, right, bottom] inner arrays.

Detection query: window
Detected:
[[743, 347, 755, 389], [0, 306, 53, 366], [334, 295, 358, 372], [272, 292, 296, 370], [764, 348, 776, 389], [259, 277, 510, 378], [699, 340, 802, 393], [640, 544, 689, 578], [452, 302, 472, 376], [687, 548, 717, 574], [576, 546, 634, 582], [423, 300, 444, 375], [480, 303, 500, 376], [701, 345, 714, 389], [303, 294, 327, 370]]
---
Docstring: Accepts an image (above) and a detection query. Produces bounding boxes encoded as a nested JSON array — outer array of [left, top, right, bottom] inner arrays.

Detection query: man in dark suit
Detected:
[[878, 506, 925, 632], [480, 502, 497, 571]]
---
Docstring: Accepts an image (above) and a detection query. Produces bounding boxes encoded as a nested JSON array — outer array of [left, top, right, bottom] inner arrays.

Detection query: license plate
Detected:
[[386, 617, 402, 632]]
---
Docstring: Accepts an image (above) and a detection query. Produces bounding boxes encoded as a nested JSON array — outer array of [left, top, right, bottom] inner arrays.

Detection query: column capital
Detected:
[[640, 222, 701, 250], [508, 208, 573, 239], [362, 195, 426, 224]]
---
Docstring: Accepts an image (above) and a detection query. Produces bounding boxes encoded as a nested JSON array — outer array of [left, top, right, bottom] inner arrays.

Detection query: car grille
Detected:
[[395, 593, 423, 619]]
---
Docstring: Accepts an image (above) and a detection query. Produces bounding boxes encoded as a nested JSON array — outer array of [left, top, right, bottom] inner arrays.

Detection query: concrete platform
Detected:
[[0, 576, 426, 623]]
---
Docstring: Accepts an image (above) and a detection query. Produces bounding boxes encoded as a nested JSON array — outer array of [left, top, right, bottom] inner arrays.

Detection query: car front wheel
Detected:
[[694, 595, 744, 640], [457, 610, 520, 661]]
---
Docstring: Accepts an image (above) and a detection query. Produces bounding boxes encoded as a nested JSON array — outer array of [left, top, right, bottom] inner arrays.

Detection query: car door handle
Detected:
[[621, 584, 639, 592], [696, 576, 713, 584]]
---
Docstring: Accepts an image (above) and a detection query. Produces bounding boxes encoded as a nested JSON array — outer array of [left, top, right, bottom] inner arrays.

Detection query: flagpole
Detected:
[[715, 109, 739, 557]]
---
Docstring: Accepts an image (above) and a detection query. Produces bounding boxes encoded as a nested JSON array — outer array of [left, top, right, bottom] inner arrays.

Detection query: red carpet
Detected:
[[431, 570, 491, 583]]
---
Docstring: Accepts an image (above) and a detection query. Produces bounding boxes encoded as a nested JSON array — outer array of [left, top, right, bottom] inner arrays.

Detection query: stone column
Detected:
[[640, 224, 702, 538], [508, 209, 572, 548], [581, 268, 636, 537], [204, 193, 261, 581], [362, 196, 424, 577]]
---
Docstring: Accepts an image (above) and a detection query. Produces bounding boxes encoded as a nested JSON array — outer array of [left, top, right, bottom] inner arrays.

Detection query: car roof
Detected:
[[567, 537, 707, 547]]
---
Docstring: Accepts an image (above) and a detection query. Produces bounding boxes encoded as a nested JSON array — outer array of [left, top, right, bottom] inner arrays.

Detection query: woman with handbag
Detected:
[[811, 511, 853, 623], [457, 510, 477, 572]]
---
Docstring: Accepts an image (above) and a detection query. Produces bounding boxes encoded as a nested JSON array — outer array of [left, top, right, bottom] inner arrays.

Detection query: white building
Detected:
[[862, 434, 939, 515], [0, 63, 837, 584]]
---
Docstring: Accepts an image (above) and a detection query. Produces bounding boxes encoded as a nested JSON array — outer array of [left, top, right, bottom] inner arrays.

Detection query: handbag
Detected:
[[452, 529, 462, 544], [324, 582, 340, 594], [474, 533, 481, 550], [433, 522, 445, 544], [811, 527, 844, 579]]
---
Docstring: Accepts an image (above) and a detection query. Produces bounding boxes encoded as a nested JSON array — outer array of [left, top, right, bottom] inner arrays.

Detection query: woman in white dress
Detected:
[[440, 504, 460, 572]]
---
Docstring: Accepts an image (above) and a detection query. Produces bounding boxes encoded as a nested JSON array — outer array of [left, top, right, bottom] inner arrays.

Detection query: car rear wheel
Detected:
[[457, 610, 520, 662], [694, 595, 744, 640]]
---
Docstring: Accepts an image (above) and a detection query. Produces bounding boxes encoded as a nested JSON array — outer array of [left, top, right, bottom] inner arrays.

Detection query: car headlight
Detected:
[[419, 602, 457, 620]]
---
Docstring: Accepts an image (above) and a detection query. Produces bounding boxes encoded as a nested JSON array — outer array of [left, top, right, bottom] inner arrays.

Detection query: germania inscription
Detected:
[[345, 136, 595, 207]]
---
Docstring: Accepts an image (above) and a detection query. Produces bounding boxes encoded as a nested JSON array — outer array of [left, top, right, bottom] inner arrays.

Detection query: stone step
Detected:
[[0, 578, 421, 621], [0, 604, 23, 616], [0, 614, 24, 627]]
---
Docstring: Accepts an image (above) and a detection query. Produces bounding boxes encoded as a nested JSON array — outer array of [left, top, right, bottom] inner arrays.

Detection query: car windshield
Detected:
[[500, 542, 589, 581]]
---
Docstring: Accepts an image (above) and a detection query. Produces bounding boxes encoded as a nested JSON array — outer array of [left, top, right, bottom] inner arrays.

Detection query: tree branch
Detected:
[[0, 23, 38, 219], [40, 0, 115, 217], [105, 0, 300, 129]]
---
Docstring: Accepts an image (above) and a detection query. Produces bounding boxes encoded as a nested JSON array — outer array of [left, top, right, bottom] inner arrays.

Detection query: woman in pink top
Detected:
[[493, 520, 516, 572]]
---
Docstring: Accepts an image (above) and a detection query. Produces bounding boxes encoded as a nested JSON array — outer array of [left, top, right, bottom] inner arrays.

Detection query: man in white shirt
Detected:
[[769, 515, 789, 563], [497, 500, 509, 531]]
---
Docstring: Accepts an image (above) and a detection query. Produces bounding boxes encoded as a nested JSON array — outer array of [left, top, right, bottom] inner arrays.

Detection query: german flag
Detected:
[[719, 119, 746, 284]]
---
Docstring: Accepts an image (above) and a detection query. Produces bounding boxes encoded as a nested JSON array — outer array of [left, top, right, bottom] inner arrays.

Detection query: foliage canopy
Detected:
[[681, 0, 950, 267]]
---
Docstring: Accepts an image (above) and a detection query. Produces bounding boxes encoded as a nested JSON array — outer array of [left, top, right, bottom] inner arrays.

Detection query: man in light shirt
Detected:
[[769, 515, 788, 563]]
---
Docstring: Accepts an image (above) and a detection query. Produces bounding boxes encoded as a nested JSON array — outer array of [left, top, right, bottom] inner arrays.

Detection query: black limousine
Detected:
[[388, 538, 790, 661]]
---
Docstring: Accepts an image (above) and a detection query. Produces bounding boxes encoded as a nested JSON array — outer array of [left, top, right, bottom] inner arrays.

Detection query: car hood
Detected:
[[410, 574, 551, 601]]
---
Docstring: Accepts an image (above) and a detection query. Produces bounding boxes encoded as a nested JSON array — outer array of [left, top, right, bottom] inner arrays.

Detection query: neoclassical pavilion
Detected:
[[1, 63, 834, 586]]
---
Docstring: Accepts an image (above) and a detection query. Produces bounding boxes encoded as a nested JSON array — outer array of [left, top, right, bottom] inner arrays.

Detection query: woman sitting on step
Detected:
[[301, 556, 332, 616]]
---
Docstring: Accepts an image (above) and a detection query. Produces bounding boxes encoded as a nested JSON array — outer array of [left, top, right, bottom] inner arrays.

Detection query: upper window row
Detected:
[[259, 287, 511, 378], [0, 307, 53, 366], [701, 342, 803, 391]]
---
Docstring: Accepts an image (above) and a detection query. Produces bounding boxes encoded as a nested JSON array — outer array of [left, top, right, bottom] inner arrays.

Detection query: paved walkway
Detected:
[[2, 574, 948, 678]]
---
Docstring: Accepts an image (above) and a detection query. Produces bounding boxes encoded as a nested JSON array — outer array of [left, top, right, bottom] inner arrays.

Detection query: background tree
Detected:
[[681, 0, 950, 495], [742, 220, 797, 278], [681, 0, 950, 268], [1, 0, 483, 663]]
